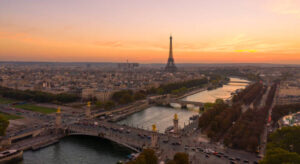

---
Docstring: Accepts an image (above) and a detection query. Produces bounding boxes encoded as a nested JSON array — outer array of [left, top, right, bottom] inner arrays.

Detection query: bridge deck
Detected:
[[169, 99, 204, 106]]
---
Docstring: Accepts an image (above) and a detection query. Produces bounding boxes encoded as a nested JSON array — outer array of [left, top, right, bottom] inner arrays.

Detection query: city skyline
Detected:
[[1, 0, 300, 64]]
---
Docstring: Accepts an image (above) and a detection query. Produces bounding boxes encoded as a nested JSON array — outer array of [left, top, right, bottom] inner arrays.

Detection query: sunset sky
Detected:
[[1, 0, 300, 63]]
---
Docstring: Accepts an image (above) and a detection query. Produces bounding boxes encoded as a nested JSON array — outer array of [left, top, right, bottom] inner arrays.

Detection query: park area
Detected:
[[0, 111, 22, 120], [0, 97, 16, 104], [14, 104, 56, 114]]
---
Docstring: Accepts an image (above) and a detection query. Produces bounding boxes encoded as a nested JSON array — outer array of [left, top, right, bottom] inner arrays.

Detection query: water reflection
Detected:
[[21, 136, 132, 164], [117, 106, 197, 133], [182, 77, 249, 103]]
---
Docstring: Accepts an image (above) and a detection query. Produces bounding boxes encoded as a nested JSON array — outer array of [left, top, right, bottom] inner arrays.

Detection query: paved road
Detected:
[[259, 84, 279, 157]]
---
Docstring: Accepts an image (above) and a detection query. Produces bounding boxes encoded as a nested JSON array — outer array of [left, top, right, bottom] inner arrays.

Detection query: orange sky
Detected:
[[0, 0, 300, 63]]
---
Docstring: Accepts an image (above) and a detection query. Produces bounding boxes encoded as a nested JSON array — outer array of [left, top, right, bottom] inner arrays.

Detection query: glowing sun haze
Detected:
[[0, 0, 300, 63]]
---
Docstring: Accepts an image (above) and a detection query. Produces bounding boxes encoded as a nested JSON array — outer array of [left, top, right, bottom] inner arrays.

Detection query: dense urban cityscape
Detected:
[[1, 0, 300, 164]]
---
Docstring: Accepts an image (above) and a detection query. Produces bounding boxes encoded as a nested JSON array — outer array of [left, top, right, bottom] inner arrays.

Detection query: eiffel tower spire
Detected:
[[165, 35, 177, 72]]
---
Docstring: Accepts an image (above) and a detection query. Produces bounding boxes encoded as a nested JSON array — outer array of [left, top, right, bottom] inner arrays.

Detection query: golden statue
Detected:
[[57, 107, 61, 113], [152, 124, 157, 132], [174, 113, 178, 120], [87, 101, 91, 107]]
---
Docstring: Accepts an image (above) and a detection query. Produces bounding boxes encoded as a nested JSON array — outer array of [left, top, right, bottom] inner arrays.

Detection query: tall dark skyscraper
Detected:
[[165, 35, 177, 72]]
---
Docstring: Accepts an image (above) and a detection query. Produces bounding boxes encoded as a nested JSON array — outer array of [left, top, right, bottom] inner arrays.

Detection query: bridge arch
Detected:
[[65, 129, 141, 152]]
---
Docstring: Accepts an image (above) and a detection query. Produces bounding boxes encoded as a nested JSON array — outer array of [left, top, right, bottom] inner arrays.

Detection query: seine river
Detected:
[[183, 77, 249, 103], [21, 136, 132, 164], [117, 106, 197, 133], [22, 77, 248, 164]]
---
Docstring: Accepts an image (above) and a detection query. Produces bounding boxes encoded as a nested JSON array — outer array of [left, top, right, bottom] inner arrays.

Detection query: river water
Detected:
[[183, 77, 249, 103], [21, 136, 132, 164], [22, 77, 248, 164], [118, 77, 249, 133], [117, 106, 197, 133]]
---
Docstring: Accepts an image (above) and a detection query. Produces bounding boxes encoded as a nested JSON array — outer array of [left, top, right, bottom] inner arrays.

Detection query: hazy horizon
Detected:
[[1, 61, 300, 66]]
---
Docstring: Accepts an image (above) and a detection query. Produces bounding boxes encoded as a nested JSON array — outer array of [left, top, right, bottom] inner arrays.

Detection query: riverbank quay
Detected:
[[10, 134, 63, 151], [0, 149, 23, 164], [0, 127, 64, 151], [0, 130, 60, 163], [107, 102, 150, 122], [91, 100, 149, 118]]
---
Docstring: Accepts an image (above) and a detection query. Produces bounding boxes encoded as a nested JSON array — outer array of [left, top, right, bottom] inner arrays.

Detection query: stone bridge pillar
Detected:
[[55, 107, 61, 128], [86, 101, 91, 118], [166, 94, 171, 104], [173, 113, 179, 134], [151, 124, 158, 148], [181, 103, 187, 109]]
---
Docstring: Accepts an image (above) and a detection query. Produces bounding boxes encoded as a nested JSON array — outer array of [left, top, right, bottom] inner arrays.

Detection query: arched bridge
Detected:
[[154, 98, 204, 109], [169, 99, 204, 108], [66, 122, 157, 152]]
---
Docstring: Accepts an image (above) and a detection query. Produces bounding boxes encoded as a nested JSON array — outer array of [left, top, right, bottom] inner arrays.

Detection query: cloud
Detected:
[[173, 34, 295, 54], [93, 40, 167, 51], [268, 0, 300, 15], [94, 41, 123, 48], [88, 34, 284, 54], [235, 50, 257, 53]]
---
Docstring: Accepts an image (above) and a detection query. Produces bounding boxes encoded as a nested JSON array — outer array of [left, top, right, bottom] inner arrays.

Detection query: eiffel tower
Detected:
[[165, 35, 177, 72]]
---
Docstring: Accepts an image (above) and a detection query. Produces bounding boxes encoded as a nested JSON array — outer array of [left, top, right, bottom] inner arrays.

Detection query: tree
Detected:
[[95, 101, 104, 108], [141, 149, 157, 164], [166, 160, 176, 164], [171, 89, 180, 95], [260, 148, 300, 164], [167, 152, 189, 164], [260, 126, 300, 164], [157, 88, 164, 95], [126, 149, 157, 164], [147, 87, 157, 94], [111, 90, 136, 104], [0, 115, 9, 136], [134, 91, 146, 100], [215, 99, 224, 105], [232, 82, 263, 104], [267, 126, 300, 154], [104, 101, 115, 110], [155, 78, 208, 95], [0, 86, 79, 103], [203, 102, 214, 111], [223, 83, 277, 152], [119, 93, 134, 104]]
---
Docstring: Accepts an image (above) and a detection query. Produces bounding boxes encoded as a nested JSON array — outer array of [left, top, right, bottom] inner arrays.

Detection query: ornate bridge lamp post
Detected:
[[55, 107, 62, 128], [86, 101, 91, 118], [55, 106, 63, 135], [173, 113, 179, 135], [151, 124, 158, 148]]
